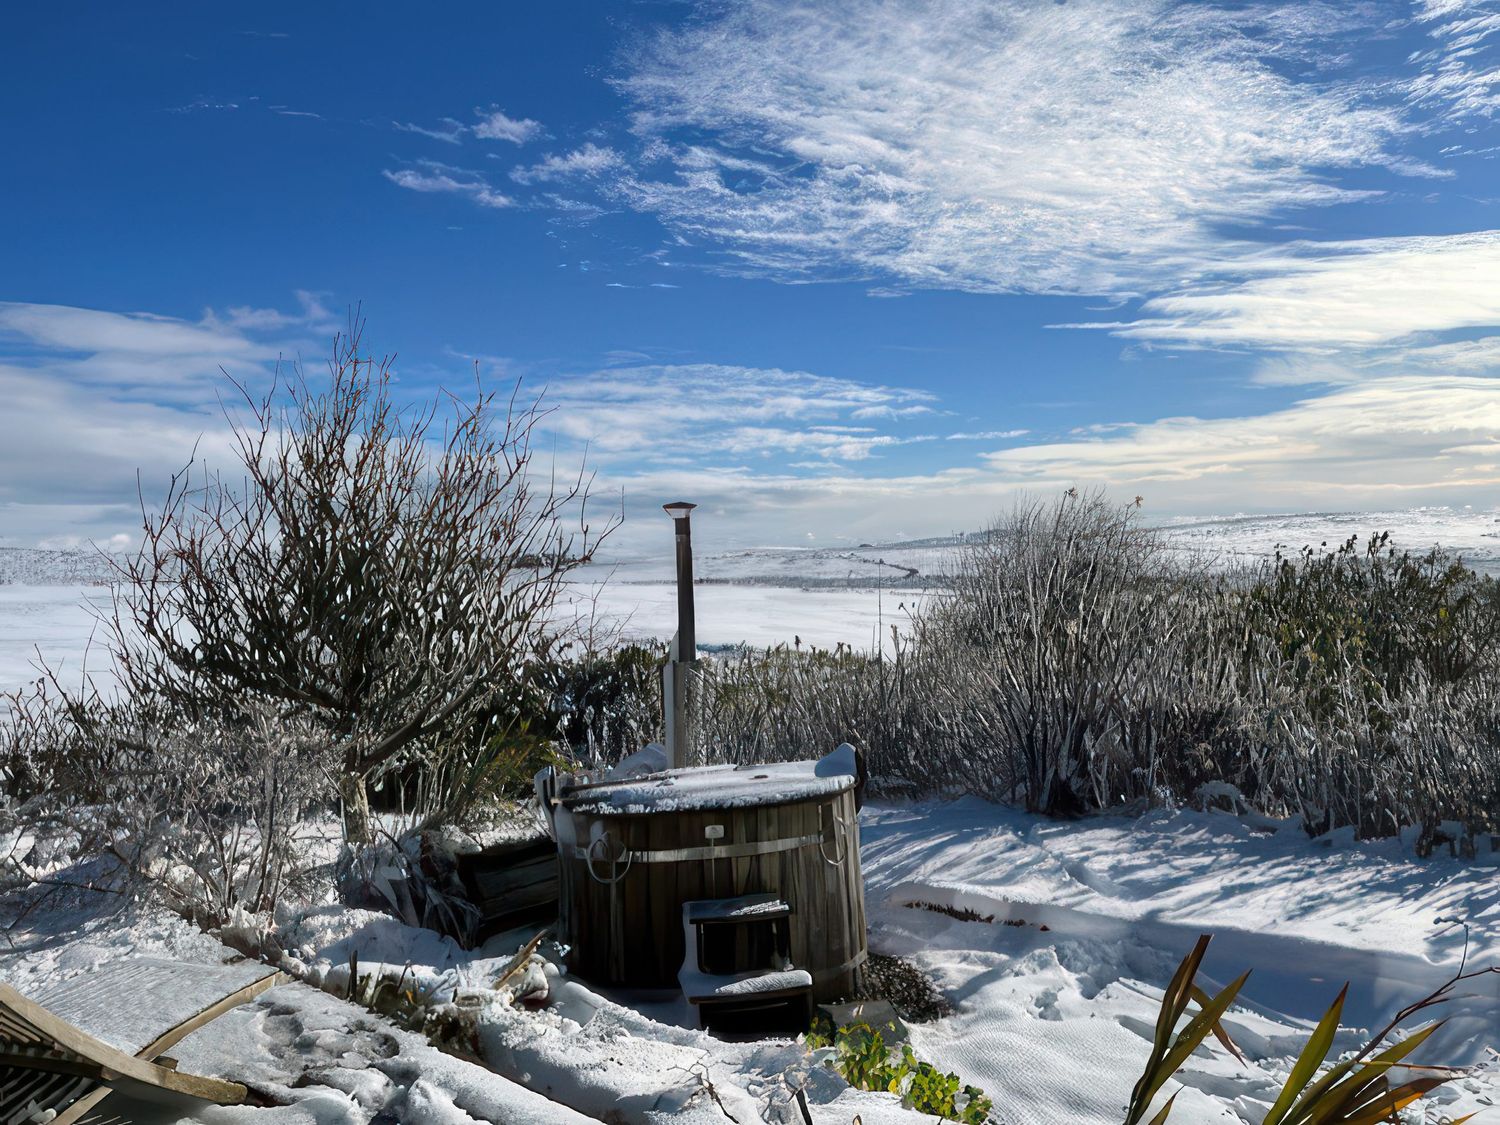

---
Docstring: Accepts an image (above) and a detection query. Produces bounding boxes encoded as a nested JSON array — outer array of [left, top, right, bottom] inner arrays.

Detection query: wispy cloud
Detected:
[[536, 363, 938, 464], [394, 106, 543, 147], [981, 376, 1500, 501], [510, 143, 624, 185], [394, 118, 468, 144], [1409, 0, 1500, 122], [608, 0, 1413, 296], [383, 166, 514, 209], [850, 404, 937, 420], [473, 107, 543, 144], [0, 299, 326, 545], [212, 290, 338, 334], [1075, 231, 1500, 349]]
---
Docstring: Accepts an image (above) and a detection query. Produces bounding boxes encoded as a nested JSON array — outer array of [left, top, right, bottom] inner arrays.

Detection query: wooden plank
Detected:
[[650, 809, 675, 980], [472, 862, 557, 899], [474, 880, 558, 914], [2, 1066, 95, 1125], [0, 986, 250, 1105], [54, 1086, 112, 1125], [137, 971, 285, 1060]]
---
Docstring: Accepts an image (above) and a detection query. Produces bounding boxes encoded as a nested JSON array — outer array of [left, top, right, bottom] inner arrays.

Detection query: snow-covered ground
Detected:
[[862, 800, 1499, 1123], [0, 583, 115, 695], [4, 507, 1499, 1121], [7, 505, 1500, 693], [1157, 506, 1500, 575], [5, 799, 1496, 1125]]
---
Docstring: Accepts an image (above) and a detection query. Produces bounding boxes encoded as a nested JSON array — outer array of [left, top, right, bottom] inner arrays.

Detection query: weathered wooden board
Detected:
[[1, 959, 285, 1125], [456, 837, 560, 943]]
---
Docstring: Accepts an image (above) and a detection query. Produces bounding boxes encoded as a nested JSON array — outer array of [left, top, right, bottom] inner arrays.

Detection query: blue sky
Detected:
[[4, 1, 1500, 551]]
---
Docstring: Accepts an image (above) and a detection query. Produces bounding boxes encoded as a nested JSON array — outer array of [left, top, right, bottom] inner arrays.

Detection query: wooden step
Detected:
[[684, 894, 790, 926]]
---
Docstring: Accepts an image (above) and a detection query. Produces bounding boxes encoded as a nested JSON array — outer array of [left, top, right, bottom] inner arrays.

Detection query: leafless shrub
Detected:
[[99, 321, 611, 842], [2, 680, 333, 928], [2, 319, 619, 934]]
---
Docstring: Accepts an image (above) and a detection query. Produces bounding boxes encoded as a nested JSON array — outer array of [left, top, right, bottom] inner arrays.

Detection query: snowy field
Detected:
[[0, 583, 115, 695], [6, 505, 1500, 692], [5, 799, 1496, 1124]]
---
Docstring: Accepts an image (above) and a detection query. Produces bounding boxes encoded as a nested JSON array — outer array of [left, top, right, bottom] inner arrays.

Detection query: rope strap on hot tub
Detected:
[[567, 831, 825, 865], [810, 948, 869, 985]]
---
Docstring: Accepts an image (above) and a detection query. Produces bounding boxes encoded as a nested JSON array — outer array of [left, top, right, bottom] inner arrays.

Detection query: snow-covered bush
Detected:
[[337, 828, 480, 944], [98, 324, 610, 844], [543, 641, 665, 765], [1, 685, 335, 926], [693, 491, 1500, 839]]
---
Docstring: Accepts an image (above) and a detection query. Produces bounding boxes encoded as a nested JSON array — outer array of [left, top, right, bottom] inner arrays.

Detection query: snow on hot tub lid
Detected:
[[560, 747, 858, 815]]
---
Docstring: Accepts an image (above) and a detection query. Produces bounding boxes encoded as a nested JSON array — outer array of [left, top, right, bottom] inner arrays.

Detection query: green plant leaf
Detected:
[[1144, 1093, 1177, 1125], [1263, 983, 1347, 1125]]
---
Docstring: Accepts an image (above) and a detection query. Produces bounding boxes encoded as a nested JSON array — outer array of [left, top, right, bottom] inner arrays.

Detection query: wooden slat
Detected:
[[0, 986, 249, 1105], [473, 880, 557, 914], [473, 865, 557, 899], [2, 1064, 95, 1123], [136, 971, 285, 1060], [52, 1084, 112, 1125]]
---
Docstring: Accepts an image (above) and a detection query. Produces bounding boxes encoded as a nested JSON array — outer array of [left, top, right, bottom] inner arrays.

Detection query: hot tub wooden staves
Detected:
[[548, 761, 867, 1001]]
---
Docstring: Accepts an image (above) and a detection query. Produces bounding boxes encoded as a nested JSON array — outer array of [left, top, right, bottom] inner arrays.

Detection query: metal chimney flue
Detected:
[[662, 501, 697, 768]]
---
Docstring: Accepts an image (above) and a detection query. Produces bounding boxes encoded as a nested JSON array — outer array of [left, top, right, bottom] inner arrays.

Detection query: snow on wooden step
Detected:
[[680, 967, 813, 1001], [685, 894, 790, 924], [25, 958, 279, 1055]]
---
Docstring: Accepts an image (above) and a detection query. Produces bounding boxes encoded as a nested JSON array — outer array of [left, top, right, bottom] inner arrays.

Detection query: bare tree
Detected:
[[107, 323, 610, 842]]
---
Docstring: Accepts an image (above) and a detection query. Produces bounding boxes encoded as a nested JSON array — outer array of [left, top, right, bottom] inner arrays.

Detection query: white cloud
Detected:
[[540, 368, 1500, 552], [393, 107, 543, 148], [1409, 0, 1500, 121], [980, 376, 1500, 501], [1395, 334, 1500, 371], [611, 0, 1411, 295], [472, 107, 542, 144], [850, 404, 937, 420], [1082, 231, 1500, 348], [394, 118, 468, 144], [536, 363, 937, 464], [511, 143, 624, 185], [1247, 332, 1500, 386], [383, 168, 513, 209], [0, 299, 319, 546], [0, 302, 266, 358], [216, 289, 338, 333]]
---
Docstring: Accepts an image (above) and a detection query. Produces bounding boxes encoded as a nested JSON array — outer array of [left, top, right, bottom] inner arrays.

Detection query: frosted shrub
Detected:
[[694, 493, 1500, 839], [102, 323, 609, 844], [1, 686, 334, 927]]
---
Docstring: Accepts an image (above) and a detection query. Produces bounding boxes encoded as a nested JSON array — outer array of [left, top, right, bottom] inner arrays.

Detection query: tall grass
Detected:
[[693, 492, 1500, 841]]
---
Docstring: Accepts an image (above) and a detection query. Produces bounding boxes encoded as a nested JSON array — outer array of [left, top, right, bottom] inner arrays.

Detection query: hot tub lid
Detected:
[[559, 759, 855, 816]]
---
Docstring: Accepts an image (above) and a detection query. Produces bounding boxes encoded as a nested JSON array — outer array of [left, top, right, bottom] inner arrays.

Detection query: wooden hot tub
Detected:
[[548, 759, 867, 1001]]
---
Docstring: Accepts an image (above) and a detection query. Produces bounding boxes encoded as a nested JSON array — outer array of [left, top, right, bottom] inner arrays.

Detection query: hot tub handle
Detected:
[[819, 804, 849, 867], [586, 831, 633, 885]]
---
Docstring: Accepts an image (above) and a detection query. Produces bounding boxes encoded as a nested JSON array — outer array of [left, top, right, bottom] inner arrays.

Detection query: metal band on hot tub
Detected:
[[567, 831, 826, 864]]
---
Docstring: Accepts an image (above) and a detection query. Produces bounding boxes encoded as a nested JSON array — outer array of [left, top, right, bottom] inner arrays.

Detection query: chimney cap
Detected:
[[662, 501, 697, 519]]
